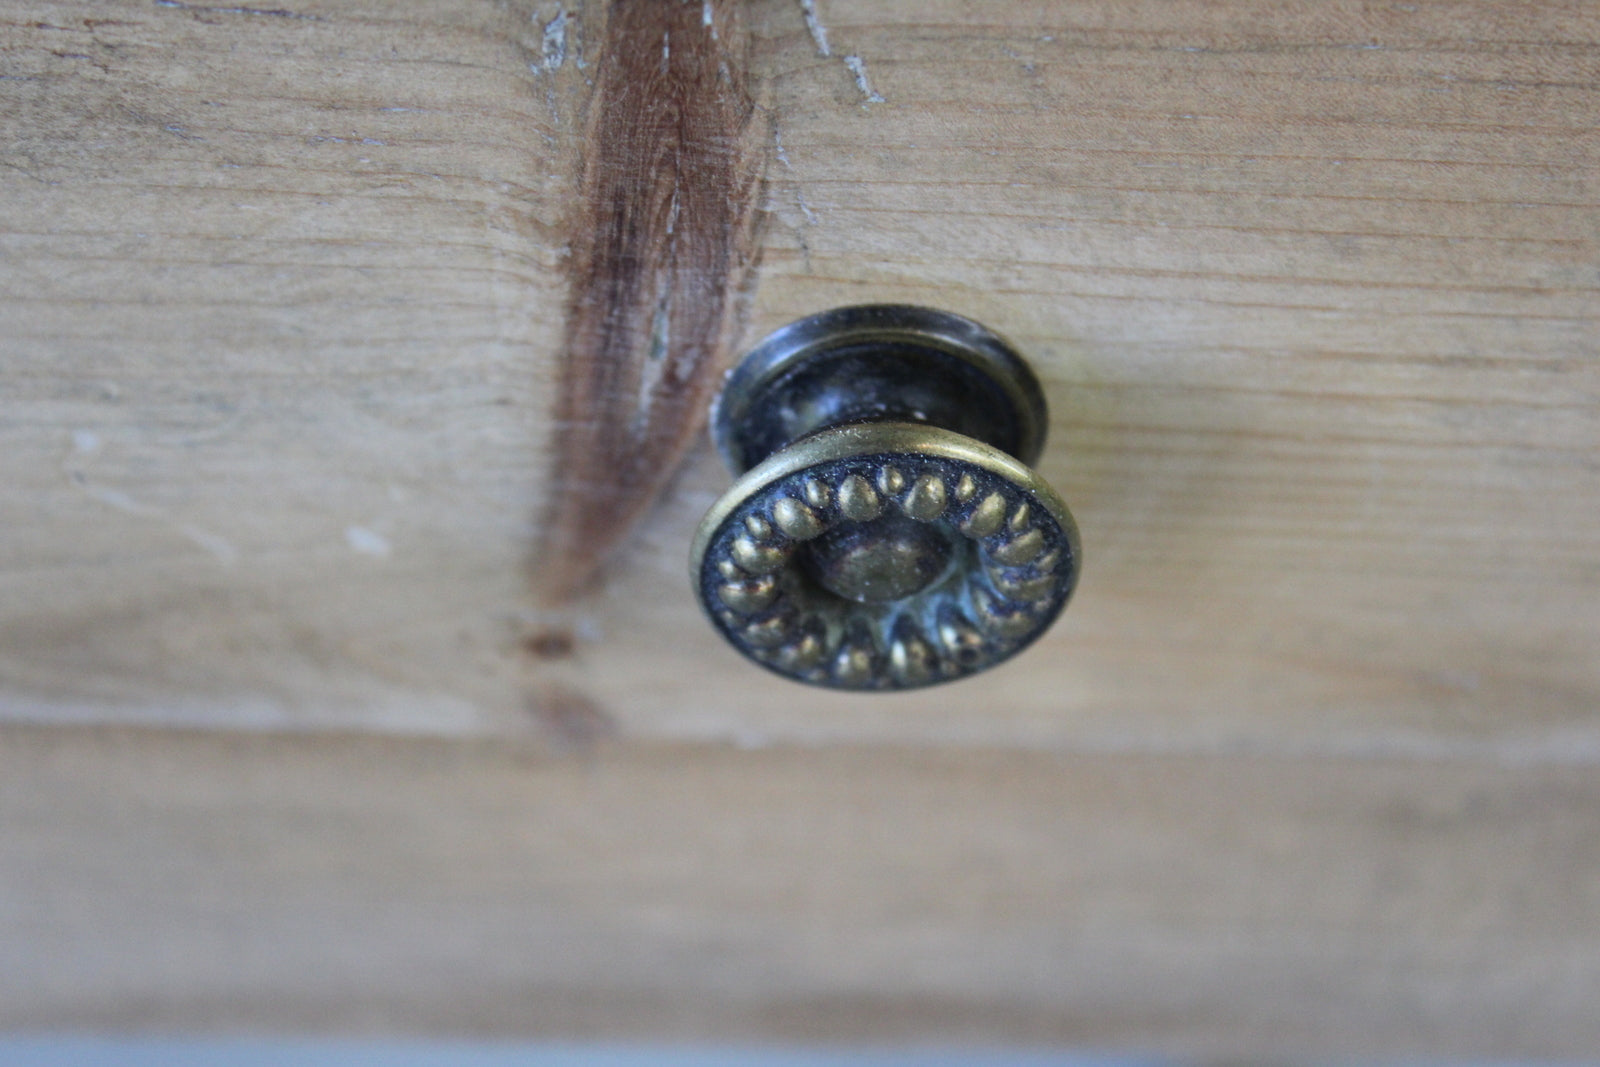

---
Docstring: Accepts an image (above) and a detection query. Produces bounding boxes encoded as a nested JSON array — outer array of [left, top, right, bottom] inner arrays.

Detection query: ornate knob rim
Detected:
[[690, 422, 1081, 691]]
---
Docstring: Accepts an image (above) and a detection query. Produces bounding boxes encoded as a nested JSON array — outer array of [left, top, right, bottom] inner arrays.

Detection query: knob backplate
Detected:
[[712, 304, 1048, 474]]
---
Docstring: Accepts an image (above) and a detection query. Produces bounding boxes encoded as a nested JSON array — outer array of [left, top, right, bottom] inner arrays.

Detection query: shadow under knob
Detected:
[[690, 305, 1080, 691]]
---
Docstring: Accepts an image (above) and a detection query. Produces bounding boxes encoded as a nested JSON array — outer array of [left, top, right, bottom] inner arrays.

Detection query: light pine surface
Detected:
[[5, 723, 1600, 1057], [2, 0, 1598, 1056]]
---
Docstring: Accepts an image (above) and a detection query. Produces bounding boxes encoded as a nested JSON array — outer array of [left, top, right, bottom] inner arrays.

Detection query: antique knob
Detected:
[[690, 305, 1081, 690]]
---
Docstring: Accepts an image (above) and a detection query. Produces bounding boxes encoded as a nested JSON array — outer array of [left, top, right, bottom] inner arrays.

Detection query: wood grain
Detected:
[[4, 722, 1599, 1058], [539, 0, 766, 601], [1, 0, 1599, 1054], [3, 0, 1593, 752]]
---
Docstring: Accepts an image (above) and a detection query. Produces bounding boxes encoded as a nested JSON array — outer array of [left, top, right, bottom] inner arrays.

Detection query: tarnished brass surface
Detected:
[[691, 421, 1080, 690], [691, 305, 1081, 691], [712, 304, 1049, 474]]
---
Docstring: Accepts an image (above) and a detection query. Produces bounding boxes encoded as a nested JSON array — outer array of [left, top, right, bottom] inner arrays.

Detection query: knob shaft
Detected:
[[691, 306, 1080, 691]]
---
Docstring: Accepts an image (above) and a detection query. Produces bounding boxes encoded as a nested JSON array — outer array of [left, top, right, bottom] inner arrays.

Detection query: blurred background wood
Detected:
[[1, 0, 1597, 1057], [6, 722, 1600, 1057]]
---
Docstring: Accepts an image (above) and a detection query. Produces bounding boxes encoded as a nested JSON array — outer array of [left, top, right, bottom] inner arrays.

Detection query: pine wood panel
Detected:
[[4, 722, 1599, 1057], [3, 0, 1596, 754], [2, 0, 1598, 1054]]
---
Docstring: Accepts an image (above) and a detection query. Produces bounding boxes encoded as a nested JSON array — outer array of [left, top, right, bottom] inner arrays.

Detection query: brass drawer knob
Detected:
[[690, 305, 1081, 690]]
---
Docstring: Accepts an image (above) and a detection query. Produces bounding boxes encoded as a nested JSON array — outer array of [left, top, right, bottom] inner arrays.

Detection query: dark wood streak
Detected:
[[538, 0, 767, 602]]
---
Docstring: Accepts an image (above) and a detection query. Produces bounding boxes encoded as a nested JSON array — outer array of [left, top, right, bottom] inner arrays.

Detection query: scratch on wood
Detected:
[[792, 4, 884, 106], [798, 0, 830, 57], [537, 0, 767, 603], [538, 10, 567, 72], [773, 127, 820, 235], [80, 484, 239, 566], [843, 54, 885, 104]]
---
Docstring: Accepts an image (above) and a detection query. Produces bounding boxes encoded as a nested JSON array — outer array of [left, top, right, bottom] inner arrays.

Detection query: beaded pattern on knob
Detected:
[[698, 452, 1077, 690]]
